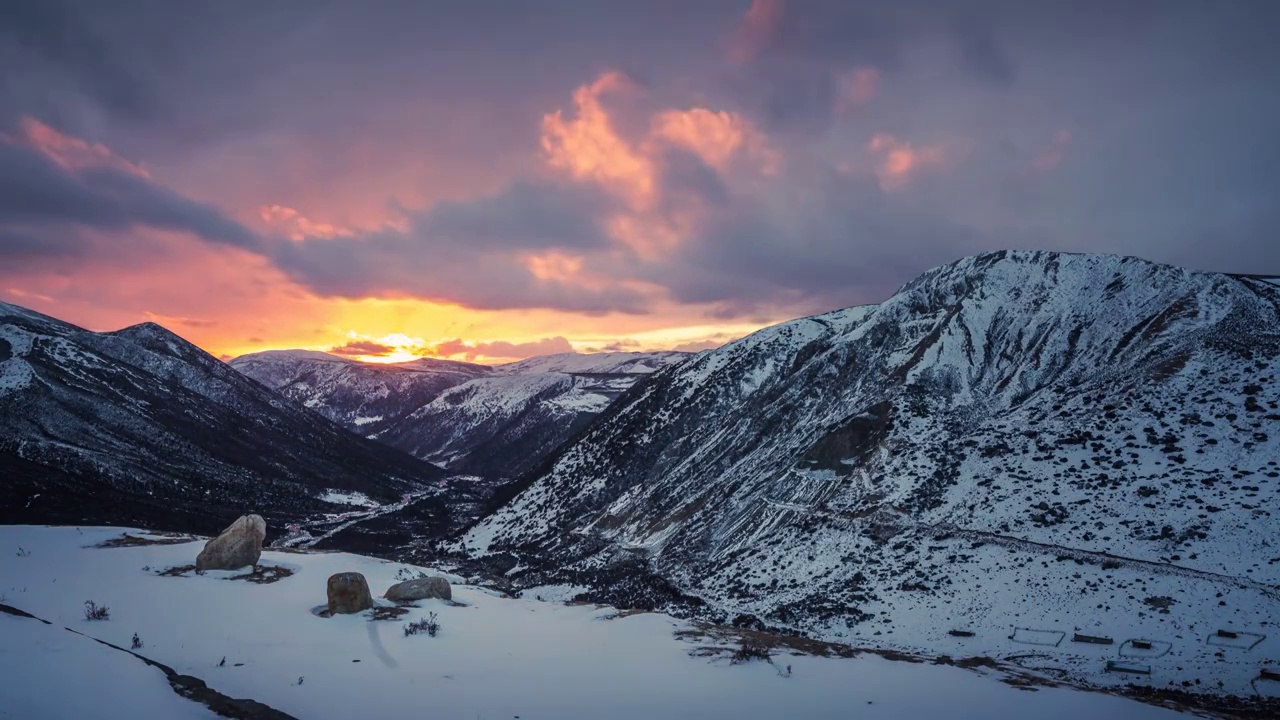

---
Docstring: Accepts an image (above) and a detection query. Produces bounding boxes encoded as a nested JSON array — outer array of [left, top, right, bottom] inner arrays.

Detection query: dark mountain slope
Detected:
[[0, 303, 443, 536]]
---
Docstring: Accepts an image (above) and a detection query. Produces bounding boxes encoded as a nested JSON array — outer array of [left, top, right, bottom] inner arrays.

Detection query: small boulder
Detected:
[[195, 514, 266, 571], [327, 572, 373, 614], [384, 576, 452, 602]]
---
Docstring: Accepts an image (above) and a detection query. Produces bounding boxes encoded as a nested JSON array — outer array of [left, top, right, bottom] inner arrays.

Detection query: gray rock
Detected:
[[195, 514, 266, 571], [327, 572, 373, 614], [384, 576, 452, 602]]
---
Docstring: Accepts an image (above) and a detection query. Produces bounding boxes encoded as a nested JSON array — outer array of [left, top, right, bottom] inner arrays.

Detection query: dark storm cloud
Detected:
[[0, 137, 261, 263], [723, 0, 1022, 132], [271, 179, 649, 314], [1, 0, 1278, 322], [643, 163, 991, 313], [426, 182, 620, 251], [0, 0, 160, 124], [657, 149, 732, 210], [0, 227, 85, 261]]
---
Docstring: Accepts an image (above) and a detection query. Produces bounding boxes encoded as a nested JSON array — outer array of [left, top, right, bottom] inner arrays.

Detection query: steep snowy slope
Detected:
[[229, 350, 490, 438], [233, 349, 688, 479], [461, 251, 1280, 696], [0, 303, 443, 535]]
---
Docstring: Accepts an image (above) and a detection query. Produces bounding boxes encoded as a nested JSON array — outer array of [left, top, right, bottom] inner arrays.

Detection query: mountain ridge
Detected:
[[0, 302, 445, 536], [232, 348, 689, 479], [453, 250, 1280, 693]]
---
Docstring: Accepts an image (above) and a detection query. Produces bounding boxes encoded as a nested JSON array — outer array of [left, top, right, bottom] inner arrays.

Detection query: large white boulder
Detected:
[[195, 514, 266, 571], [384, 577, 452, 602]]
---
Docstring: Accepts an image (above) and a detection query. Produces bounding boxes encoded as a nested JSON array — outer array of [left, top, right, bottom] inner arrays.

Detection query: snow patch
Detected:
[[0, 526, 1187, 720], [318, 490, 379, 507]]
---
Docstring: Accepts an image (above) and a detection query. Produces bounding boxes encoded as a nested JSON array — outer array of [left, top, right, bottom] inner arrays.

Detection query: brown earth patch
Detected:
[[93, 533, 198, 549]]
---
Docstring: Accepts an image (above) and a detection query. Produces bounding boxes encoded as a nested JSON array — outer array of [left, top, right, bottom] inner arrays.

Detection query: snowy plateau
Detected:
[[0, 526, 1202, 720]]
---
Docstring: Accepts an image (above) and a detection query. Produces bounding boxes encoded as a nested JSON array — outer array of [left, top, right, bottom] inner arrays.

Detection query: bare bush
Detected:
[[131, 633, 144, 649], [84, 601, 110, 621], [404, 612, 440, 637], [730, 640, 771, 664]]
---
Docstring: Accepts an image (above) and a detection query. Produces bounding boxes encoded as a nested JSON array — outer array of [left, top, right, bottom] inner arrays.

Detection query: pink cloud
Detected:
[[727, 0, 783, 65], [541, 72, 655, 210], [651, 107, 778, 174], [836, 66, 881, 113], [432, 336, 574, 362], [330, 339, 396, 357], [1033, 130, 1073, 172], [259, 204, 354, 241], [538, 72, 780, 261], [866, 133, 948, 191], [10, 117, 150, 178]]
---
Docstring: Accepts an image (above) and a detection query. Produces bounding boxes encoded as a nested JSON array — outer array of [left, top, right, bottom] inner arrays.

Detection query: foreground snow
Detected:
[[0, 612, 216, 719], [0, 526, 1190, 719]]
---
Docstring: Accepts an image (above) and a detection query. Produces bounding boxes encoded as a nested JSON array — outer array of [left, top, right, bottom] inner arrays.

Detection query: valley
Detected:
[[4, 251, 1279, 717]]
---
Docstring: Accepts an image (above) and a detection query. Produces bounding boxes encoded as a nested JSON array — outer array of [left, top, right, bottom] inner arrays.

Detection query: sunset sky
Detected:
[[2, 1, 1278, 363]]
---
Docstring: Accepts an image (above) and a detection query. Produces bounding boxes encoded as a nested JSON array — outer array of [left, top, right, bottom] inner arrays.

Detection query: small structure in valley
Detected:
[[1072, 633, 1114, 645], [1105, 660, 1151, 676], [1206, 629, 1265, 651], [1119, 638, 1172, 658], [1008, 627, 1064, 647]]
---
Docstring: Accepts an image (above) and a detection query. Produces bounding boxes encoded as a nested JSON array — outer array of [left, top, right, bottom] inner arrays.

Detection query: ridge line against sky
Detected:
[[1, 0, 1277, 364]]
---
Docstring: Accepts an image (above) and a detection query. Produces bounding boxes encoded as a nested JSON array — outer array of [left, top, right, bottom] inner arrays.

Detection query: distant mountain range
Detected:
[[230, 349, 687, 480], [0, 300, 687, 543], [0, 303, 443, 535]]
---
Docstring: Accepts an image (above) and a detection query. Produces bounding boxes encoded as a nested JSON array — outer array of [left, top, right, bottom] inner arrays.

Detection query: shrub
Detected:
[[16, 546, 30, 557], [404, 612, 440, 637], [84, 601, 110, 621], [131, 633, 143, 649], [730, 640, 771, 664]]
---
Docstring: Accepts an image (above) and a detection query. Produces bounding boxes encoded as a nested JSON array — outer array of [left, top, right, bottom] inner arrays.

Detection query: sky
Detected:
[[2, 0, 1278, 363]]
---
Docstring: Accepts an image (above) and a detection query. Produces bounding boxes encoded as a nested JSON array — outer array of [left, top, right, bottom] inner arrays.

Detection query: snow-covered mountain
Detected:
[[233, 349, 687, 479], [376, 351, 688, 479], [229, 350, 490, 438], [459, 251, 1280, 696], [0, 303, 443, 536]]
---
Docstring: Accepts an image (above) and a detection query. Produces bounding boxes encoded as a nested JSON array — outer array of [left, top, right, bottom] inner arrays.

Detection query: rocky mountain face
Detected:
[[376, 351, 688, 479], [459, 252, 1280, 692], [232, 349, 687, 480], [0, 303, 444, 536], [229, 350, 490, 438]]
